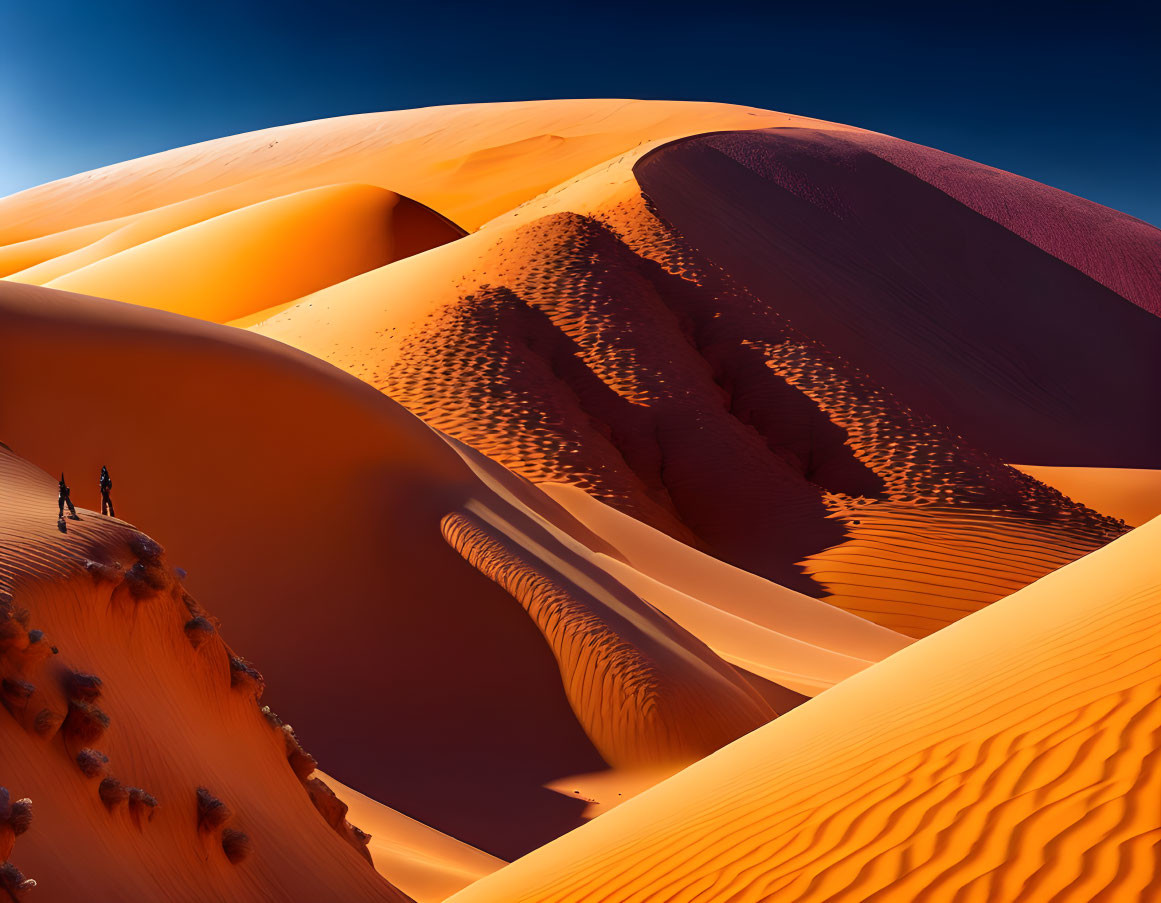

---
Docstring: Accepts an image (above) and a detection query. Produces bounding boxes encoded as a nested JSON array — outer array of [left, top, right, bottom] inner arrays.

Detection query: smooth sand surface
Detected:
[[451, 516, 1161, 903], [1013, 464, 1161, 527], [319, 772, 504, 902], [0, 446, 407, 902]]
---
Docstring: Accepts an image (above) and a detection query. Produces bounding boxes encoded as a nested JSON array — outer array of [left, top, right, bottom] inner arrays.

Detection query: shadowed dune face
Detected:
[[0, 279, 800, 859], [259, 170, 1127, 636], [634, 128, 1161, 467], [0, 447, 408, 902], [449, 516, 1161, 903]]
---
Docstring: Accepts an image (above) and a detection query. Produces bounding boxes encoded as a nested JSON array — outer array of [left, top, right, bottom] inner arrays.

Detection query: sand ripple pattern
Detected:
[[451, 521, 1161, 903], [440, 509, 773, 768]]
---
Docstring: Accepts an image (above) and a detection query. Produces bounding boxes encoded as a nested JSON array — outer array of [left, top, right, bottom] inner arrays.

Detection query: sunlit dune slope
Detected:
[[5, 183, 461, 323], [1013, 464, 1161, 528], [256, 135, 1128, 637], [0, 279, 800, 858], [319, 772, 504, 903], [451, 516, 1161, 903], [0, 101, 846, 245], [0, 446, 408, 902]]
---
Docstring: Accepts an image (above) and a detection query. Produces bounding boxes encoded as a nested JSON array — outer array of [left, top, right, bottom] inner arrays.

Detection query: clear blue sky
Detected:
[[1, 0, 1158, 225]]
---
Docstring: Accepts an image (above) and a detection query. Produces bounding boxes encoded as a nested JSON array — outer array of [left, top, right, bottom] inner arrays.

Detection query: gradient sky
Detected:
[[1, 0, 1158, 225]]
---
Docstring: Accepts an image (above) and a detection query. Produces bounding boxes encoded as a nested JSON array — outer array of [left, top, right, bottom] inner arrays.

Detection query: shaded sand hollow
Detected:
[[0, 278, 901, 859], [451, 514, 1161, 903]]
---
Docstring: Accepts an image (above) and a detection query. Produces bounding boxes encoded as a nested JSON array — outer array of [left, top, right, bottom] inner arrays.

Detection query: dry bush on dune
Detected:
[[75, 748, 110, 778], [183, 616, 215, 649], [0, 861, 35, 896], [127, 788, 159, 827], [61, 700, 110, 747], [98, 777, 128, 810], [196, 787, 231, 833], [220, 828, 251, 864], [61, 670, 102, 703]]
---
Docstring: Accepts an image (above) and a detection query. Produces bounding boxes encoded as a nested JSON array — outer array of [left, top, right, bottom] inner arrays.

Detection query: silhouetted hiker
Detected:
[[58, 473, 78, 521], [99, 465, 115, 517]]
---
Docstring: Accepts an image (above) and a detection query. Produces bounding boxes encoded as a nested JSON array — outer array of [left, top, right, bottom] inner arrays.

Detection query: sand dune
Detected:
[[319, 772, 504, 903], [256, 135, 1129, 637], [0, 101, 848, 246], [1013, 464, 1161, 527], [451, 515, 1161, 903], [0, 278, 796, 858], [0, 446, 408, 901]]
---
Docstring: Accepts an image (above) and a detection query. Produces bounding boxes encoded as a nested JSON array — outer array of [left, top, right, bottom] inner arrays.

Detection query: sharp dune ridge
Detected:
[[0, 98, 1157, 901]]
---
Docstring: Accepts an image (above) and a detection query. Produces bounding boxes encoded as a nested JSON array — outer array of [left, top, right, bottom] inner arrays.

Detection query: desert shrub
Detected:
[[183, 617, 215, 649], [125, 560, 168, 599], [220, 829, 251, 864], [76, 748, 110, 778], [33, 708, 60, 737], [196, 787, 231, 832], [128, 788, 159, 826], [259, 705, 284, 729], [128, 536, 163, 563], [62, 700, 110, 746], [62, 670, 103, 702], [228, 657, 264, 698], [351, 825, 371, 846], [0, 862, 35, 895], [7, 801, 31, 837], [98, 777, 128, 809]]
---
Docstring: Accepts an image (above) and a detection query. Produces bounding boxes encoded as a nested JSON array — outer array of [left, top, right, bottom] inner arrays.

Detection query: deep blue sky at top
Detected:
[[1, 0, 1158, 225]]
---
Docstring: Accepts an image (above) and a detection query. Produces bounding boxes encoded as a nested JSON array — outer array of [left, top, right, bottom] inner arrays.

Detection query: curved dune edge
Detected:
[[1012, 464, 1161, 528], [449, 516, 1161, 903], [0, 100, 854, 245], [318, 772, 504, 903], [440, 505, 774, 769], [9, 183, 461, 323], [255, 131, 1128, 638], [0, 446, 407, 902]]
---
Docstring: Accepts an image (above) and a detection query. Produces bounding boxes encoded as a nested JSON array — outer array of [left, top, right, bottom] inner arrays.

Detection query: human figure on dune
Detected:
[[99, 465, 115, 517], [58, 473, 79, 521]]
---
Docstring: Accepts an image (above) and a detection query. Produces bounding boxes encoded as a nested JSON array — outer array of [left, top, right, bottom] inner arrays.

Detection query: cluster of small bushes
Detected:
[[60, 670, 110, 749], [228, 657, 264, 698], [196, 787, 250, 864], [0, 788, 35, 897]]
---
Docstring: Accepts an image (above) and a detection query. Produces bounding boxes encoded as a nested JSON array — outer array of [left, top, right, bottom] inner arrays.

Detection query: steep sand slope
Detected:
[[5, 184, 462, 323], [319, 772, 504, 903], [451, 516, 1161, 903], [537, 482, 911, 696], [0, 101, 848, 244], [635, 129, 1161, 466], [0, 446, 407, 902], [0, 279, 787, 857], [256, 138, 1127, 637], [1013, 465, 1161, 528]]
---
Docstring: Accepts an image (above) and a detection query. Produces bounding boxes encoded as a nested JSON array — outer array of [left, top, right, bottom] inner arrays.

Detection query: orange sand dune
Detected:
[[0, 279, 785, 858], [255, 137, 1127, 637], [8, 183, 460, 323], [319, 772, 504, 903], [1013, 464, 1161, 527], [537, 482, 911, 695], [451, 515, 1161, 903], [0, 101, 849, 247], [0, 446, 407, 901]]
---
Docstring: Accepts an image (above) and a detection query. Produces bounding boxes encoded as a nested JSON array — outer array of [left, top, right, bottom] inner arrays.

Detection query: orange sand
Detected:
[[1013, 464, 1161, 527], [0, 446, 407, 901], [451, 515, 1161, 903], [319, 772, 504, 903]]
